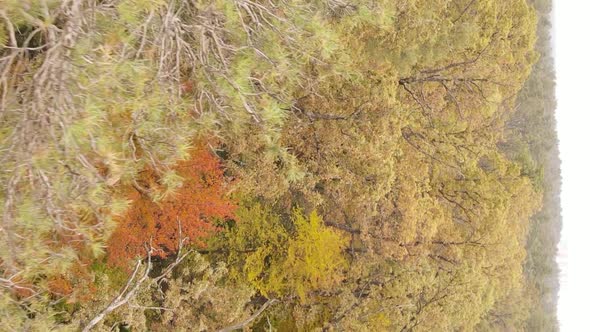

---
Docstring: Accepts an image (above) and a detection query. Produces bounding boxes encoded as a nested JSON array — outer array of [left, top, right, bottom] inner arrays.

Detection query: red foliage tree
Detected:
[[107, 141, 236, 268]]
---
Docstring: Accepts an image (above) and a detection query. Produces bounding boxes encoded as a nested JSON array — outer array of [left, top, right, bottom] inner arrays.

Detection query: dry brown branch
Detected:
[[82, 248, 153, 332], [452, 0, 477, 24], [82, 221, 193, 331], [217, 298, 279, 332]]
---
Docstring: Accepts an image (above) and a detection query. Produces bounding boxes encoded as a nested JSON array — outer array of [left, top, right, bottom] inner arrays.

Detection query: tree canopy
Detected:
[[0, 0, 559, 330]]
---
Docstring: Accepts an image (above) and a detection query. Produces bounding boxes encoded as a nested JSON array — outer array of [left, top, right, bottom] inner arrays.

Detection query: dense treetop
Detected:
[[0, 0, 559, 330]]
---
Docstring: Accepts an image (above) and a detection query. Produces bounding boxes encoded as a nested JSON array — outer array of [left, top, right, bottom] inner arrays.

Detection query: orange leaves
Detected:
[[107, 141, 236, 268], [47, 276, 74, 298]]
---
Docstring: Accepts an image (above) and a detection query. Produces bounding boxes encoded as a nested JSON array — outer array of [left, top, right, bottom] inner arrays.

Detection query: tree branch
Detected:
[[217, 298, 278, 332]]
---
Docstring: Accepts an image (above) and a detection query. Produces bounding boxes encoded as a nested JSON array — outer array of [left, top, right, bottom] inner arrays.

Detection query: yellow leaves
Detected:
[[366, 311, 393, 331], [224, 201, 288, 293], [284, 209, 347, 301], [244, 246, 283, 295], [224, 202, 346, 302]]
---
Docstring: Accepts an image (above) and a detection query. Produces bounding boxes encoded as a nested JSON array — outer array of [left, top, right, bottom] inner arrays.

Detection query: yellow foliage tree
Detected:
[[218, 202, 346, 302], [284, 209, 347, 301]]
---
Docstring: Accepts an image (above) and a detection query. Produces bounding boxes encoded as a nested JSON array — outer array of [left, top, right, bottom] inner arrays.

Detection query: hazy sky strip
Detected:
[[555, 1, 590, 331]]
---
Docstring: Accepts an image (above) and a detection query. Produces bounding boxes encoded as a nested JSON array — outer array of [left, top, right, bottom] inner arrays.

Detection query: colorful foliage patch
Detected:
[[107, 142, 236, 268]]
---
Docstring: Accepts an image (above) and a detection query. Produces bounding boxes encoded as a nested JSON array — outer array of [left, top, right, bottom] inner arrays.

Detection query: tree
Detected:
[[0, 0, 553, 329], [76, 248, 253, 332], [214, 201, 347, 302], [107, 141, 236, 268], [278, 0, 538, 257]]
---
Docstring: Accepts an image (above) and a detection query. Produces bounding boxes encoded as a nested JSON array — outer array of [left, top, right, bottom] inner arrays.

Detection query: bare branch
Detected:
[[82, 217, 197, 331], [452, 0, 477, 24], [82, 248, 152, 332], [217, 298, 279, 332]]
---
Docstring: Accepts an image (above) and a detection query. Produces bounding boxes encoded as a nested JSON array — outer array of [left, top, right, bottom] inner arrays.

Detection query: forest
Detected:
[[0, 0, 560, 331]]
